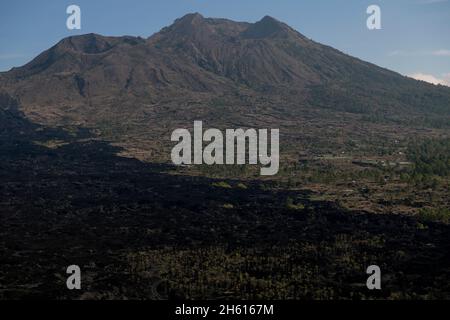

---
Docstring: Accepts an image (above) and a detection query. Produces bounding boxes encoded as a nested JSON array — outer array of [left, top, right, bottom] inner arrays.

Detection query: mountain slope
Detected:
[[0, 13, 449, 131]]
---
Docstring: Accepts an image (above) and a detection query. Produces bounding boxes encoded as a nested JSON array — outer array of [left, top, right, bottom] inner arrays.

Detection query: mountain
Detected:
[[1, 13, 450, 300], [1, 13, 449, 149]]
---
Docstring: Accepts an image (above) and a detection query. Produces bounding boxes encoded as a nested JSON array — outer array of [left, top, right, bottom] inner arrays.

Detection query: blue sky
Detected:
[[1, 0, 449, 85]]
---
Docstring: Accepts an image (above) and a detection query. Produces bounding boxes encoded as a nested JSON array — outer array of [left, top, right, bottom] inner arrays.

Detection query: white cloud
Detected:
[[388, 50, 423, 57], [389, 49, 450, 57], [409, 73, 450, 86], [433, 49, 450, 56], [420, 0, 449, 4]]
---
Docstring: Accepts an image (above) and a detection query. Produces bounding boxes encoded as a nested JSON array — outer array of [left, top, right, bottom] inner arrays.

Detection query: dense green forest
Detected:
[[407, 138, 450, 177]]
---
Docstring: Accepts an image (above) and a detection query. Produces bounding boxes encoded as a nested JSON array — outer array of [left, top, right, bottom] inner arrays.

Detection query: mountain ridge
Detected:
[[1, 13, 449, 130]]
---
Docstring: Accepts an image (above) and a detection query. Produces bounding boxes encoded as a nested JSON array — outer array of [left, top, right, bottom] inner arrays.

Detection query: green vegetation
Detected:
[[286, 197, 305, 210], [418, 207, 450, 224], [407, 138, 450, 177], [211, 181, 232, 188], [236, 183, 248, 189], [126, 229, 448, 300]]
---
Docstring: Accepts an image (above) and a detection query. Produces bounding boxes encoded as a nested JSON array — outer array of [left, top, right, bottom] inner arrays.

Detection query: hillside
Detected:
[[1, 13, 449, 131], [1, 13, 450, 300]]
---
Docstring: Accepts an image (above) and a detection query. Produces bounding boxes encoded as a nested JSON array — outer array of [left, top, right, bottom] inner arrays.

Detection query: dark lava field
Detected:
[[1, 107, 449, 300]]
